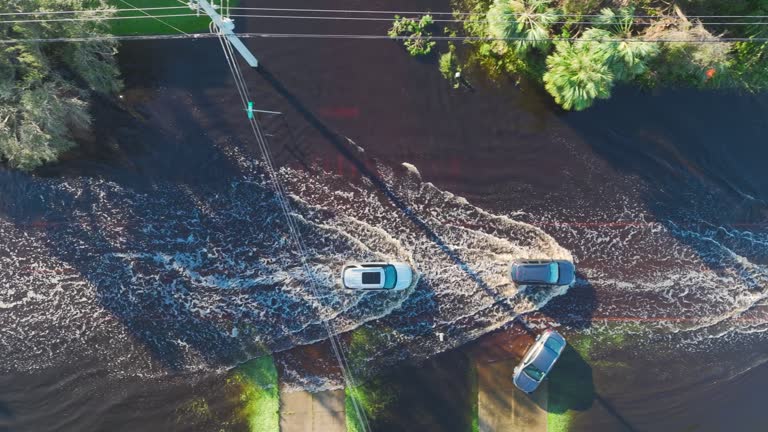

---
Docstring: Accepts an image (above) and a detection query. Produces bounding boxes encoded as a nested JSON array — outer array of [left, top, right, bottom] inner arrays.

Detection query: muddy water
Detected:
[[0, 0, 767, 430]]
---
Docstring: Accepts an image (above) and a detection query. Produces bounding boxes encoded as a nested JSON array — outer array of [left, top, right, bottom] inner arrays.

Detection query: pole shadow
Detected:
[[256, 65, 517, 308]]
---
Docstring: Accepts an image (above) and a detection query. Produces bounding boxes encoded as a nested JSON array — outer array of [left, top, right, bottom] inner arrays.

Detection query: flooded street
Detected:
[[1, 0, 768, 430]]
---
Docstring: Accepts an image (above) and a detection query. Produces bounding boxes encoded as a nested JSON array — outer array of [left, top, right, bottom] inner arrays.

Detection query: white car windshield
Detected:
[[383, 265, 397, 289]]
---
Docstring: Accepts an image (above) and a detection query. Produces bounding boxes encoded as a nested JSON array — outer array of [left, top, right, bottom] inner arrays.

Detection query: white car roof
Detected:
[[341, 262, 414, 290], [343, 267, 385, 289]]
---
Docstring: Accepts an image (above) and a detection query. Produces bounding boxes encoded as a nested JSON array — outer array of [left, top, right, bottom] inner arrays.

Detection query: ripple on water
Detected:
[[0, 151, 571, 379]]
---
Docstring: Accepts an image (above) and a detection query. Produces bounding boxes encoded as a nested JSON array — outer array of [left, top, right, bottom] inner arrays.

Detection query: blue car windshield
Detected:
[[547, 263, 559, 284], [383, 265, 397, 289], [523, 364, 545, 381]]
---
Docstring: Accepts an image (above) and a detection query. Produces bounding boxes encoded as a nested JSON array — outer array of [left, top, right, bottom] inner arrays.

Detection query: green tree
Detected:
[[388, 15, 436, 56], [486, 0, 557, 54], [0, 0, 122, 171], [439, 43, 464, 88], [723, 2, 768, 91], [543, 39, 614, 111], [590, 8, 659, 81]]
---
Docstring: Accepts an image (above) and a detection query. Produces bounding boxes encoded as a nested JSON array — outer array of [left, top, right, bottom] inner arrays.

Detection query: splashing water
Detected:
[[0, 152, 572, 377]]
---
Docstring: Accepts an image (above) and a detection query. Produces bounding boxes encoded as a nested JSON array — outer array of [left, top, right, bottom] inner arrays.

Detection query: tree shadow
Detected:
[[562, 86, 768, 277], [256, 65, 526, 313], [0, 65, 293, 371], [370, 350, 474, 432]]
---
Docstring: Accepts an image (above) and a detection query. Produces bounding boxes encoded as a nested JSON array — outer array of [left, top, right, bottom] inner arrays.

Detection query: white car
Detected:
[[341, 262, 413, 291], [513, 329, 567, 393]]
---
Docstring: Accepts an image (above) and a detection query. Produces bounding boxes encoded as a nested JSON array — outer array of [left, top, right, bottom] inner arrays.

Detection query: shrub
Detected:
[[543, 39, 615, 110], [486, 0, 557, 54], [388, 15, 436, 56], [645, 19, 732, 86], [589, 8, 660, 81], [560, 0, 601, 16], [581, 28, 659, 82], [439, 43, 463, 87]]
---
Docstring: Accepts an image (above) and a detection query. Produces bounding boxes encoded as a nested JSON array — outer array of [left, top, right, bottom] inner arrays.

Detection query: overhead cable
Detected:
[[211, 23, 372, 432], [4, 32, 768, 44]]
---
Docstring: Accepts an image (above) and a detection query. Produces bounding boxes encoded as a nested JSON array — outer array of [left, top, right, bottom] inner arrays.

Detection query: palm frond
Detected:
[[543, 41, 614, 111], [487, 0, 556, 54]]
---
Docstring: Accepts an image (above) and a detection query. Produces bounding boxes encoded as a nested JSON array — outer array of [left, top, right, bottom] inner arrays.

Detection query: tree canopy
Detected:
[[486, 0, 557, 54], [440, 0, 768, 110], [543, 39, 614, 111], [0, 0, 122, 171]]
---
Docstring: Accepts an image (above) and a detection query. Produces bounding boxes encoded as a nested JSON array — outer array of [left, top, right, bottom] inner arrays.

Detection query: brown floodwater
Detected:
[[1, 0, 767, 430]]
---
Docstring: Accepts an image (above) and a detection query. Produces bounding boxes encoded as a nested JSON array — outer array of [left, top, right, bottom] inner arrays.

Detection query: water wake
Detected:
[[0, 154, 570, 378]]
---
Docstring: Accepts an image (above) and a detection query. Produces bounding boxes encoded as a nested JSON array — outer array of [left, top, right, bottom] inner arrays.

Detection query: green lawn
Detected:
[[106, 0, 240, 35], [229, 355, 280, 432], [345, 378, 399, 432]]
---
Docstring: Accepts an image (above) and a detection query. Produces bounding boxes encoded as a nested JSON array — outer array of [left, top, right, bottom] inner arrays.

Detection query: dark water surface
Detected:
[[1, 0, 767, 430]]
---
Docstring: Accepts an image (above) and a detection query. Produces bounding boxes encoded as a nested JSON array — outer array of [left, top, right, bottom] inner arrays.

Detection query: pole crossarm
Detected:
[[191, 0, 258, 67]]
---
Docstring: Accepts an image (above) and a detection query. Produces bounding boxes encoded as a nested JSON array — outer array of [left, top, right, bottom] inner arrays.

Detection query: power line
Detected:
[[4, 32, 768, 45], [5, 10, 768, 28], [210, 22, 372, 432], [114, 0, 189, 36], [0, 13, 197, 24], [227, 6, 768, 19], [224, 13, 768, 26], [239, 33, 768, 42], [0, 33, 202, 43], [0, 6, 190, 16], [5, 5, 768, 20]]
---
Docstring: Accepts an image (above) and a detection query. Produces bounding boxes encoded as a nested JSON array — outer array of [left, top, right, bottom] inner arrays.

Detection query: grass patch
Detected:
[[345, 379, 397, 432], [176, 397, 213, 425], [345, 325, 398, 431], [106, 0, 239, 35], [547, 410, 576, 432], [228, 355, 280, 432], [468, 361, 479, 432]]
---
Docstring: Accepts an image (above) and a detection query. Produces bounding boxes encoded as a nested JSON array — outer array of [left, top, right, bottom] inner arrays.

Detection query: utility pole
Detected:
[[189, 0, 259, 68]]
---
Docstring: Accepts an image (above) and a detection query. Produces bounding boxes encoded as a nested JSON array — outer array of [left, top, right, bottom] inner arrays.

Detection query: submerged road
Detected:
[[0, 0, 766, 430]]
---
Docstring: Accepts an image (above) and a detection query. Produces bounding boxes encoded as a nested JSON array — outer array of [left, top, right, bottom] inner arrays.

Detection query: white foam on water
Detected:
[[528, 195, 768, 350], [0, 155, 572, 380]]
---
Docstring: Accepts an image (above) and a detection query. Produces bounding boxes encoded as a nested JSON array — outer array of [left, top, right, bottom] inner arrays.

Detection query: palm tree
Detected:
[[589, 8, 659, 81], [486, 0, 557, 54], [543, 40, 614, 111]]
